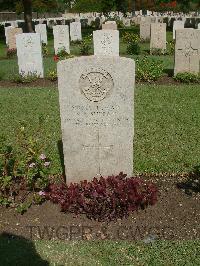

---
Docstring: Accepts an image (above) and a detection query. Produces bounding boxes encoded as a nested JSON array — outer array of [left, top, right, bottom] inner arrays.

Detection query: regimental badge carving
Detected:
[[24, 36, 33, 48], [80, 68, 114, 102]]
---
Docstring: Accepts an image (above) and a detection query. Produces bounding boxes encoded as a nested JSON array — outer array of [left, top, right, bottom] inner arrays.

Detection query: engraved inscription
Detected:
[[79, 68, 114, 102]]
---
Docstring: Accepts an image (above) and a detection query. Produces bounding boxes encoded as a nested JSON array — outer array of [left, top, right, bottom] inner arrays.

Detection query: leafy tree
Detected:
[[1, 0, 60, 32]]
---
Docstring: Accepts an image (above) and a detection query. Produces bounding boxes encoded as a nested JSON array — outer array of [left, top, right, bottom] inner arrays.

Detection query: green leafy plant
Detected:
[[16, 201, 32, 215], [47, 69, 57, 81], [71, 40, 82, 45], [116, 19, 124, 28], [11, 72, 38, 83], [167, 40, 175, 55], [42, 43, 48, 57], [136, 56, 164, 82], [55, 47, 73, 60], [33, 192, 46, 205], [127, 42, 140, 55], [79, 35, 92, 55], [122, 32, 141, 55], [122, 32, 140, 44], [16, 125, 51, 190], [0, 124, 51, 213], [0, 137, 19, 207], [174, 72, 200, 84], [150, 48, 166, 56]]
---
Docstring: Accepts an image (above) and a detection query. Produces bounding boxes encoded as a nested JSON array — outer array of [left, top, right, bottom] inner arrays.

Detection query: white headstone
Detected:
[[174, 29, 200, 75], [53, 25, 70, 54], [140, 22, 151, 41], [16, 33, 44, 78], [105, 21, 117, 25], [35, 24, 47, 44], [150, 23, 166, 52], [173, 20, 184, 39], [7, 27, 23, 49], [102, 23, 118, 30], [93, 30, 119, 56], [58, 56, 135, 183], [5, 26, 14, 45], [70, 22, 82, 41]]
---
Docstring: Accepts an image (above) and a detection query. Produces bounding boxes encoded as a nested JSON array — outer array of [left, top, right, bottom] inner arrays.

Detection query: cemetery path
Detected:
[[0, 174, 199, 242]]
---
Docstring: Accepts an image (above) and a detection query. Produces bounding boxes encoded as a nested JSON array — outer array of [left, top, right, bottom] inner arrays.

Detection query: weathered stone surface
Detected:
[[174, 29, 200, 75], [7, 27, 23, 49], [150, 23, 166, 52], [58, 56, 135, 183], [5, 26, 14, 45], [70, 22, 82, 41], [105, 21, 117, 24], [53, 25, 70, 54], [173, 20, 184, 39], [102, 23, 117, 30], [93, 30, 119, 56], [16, 33, 44, 77], [140, 22, 151, 40], [35, 24, 47, 44]]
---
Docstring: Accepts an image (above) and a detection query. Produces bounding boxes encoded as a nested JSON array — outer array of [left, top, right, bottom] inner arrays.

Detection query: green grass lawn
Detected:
[[0, 84, 200, 175], [0, 236, 199, 266], [0, 26, 174, 80]]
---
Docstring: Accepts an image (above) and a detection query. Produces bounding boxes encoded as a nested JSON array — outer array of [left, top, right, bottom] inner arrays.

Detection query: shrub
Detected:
[[71, 40, 82, 45], [11, 72, 38, 83], [174, 72, 200, 84], [47, 69, 57, 81], [45, 172, 158, 221], [0, 125, 51, 211], [6, 48, 17, 58], [79, 35, 92, 55], [136, 56, 164, 82], [116, 19, 124, 28], [42, 43, 48, 57], [122, 32, 140, 44], [167, 40, 175, 55], [55, 47, 73, 60], [150, 48, 166, 56], [127, 42, 140, 55], [122, 32, 141, 55], [91, 17, 101, 29], [56, 47, 69, 57]]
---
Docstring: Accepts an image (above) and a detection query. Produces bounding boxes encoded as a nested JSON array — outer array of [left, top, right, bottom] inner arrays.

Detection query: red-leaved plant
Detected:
[[45, 172, 158, 221]]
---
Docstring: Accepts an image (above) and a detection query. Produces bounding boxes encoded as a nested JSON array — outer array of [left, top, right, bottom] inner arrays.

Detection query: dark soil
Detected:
[[0, 76, 183, 88], [0, 79, 57, 88], [0, 174, 199, 242]]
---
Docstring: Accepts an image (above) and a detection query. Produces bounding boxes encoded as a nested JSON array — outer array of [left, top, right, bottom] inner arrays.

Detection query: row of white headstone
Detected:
[[15, 27, 119, 78], [5, 22, 82, 50]]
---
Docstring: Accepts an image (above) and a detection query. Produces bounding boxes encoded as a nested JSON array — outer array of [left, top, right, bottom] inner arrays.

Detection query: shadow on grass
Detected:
[[0, 232, 49, 266], [57, 140, 66, 181], [176, 166, 200, 195]]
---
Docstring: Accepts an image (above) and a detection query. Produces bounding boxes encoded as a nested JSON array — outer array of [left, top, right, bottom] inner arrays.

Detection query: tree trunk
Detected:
[[23, 0, 34, 33]]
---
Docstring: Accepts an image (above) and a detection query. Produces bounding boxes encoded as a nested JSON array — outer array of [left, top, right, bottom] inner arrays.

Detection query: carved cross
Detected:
[[82, 106, 113, 175]]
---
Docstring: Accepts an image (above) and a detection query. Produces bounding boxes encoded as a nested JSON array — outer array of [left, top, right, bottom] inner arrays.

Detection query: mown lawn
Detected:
[[0, 235, 200, 266], [0, 26, 174, 80], [0, 84, 200, 174]]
